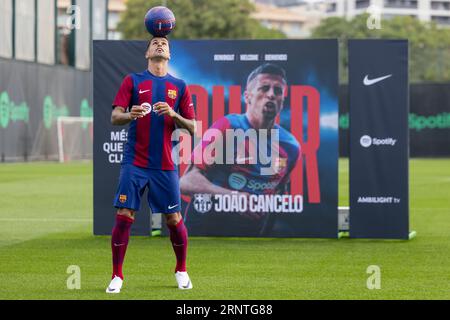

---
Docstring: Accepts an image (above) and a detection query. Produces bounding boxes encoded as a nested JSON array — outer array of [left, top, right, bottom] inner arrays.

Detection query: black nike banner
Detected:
[[349, 40, 409, 239]]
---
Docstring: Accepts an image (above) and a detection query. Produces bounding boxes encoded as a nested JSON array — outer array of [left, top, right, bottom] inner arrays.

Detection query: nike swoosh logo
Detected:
[[107, 287, 116, 292], [168, 204, 178, 209], [363, 74, 392, 86], [182, 281, 191, 289], [139, 89, 150, 94], [113, 243, 125, 247]]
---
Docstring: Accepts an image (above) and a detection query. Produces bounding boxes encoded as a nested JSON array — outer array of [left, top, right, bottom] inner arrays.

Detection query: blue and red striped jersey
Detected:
[[112, 70, 195, 170], [191, 114, 300, 194]]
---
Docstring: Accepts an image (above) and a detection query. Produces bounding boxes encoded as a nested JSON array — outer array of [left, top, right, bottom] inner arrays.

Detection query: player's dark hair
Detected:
[[246, 63, 287, 86]]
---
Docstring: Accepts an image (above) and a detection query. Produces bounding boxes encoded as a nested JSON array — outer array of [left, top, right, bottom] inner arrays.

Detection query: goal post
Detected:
[[57, 116, 94, 163]]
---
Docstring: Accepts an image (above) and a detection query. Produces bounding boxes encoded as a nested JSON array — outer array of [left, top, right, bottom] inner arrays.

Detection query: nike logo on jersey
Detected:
[[363, 74, 392, 86], [139, 89, 151, 94], [168, 204, 178, 210]]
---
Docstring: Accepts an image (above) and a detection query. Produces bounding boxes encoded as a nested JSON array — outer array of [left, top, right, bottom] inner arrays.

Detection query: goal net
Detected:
[[57, 116, 93, 163]]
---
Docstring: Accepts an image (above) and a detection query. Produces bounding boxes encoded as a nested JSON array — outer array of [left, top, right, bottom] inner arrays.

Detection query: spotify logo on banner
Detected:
[[360, 135, 397, 148], [360, 135, 372, 148]]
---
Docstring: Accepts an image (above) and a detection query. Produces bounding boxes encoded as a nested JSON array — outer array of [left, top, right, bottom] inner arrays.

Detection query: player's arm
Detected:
[[154, 102, 196, 135], [180, 164, 233, 195], [111, 75, 146, 125], [154, 84, 196, 135], [111, 105, 146, 125], [180, 118, 230, 195], [275, 180, 288, 194], [274, 144, 301, 194], [181, 166, 260, 220], [172, 112, 196, 136]]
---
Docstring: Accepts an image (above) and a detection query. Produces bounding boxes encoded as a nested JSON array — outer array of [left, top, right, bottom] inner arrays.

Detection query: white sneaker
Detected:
[[175, 271, 193, 290], [106, 276, 123, 294]]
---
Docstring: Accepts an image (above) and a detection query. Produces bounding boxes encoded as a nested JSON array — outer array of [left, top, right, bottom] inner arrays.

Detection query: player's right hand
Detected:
[[129, 105, 145, 120]]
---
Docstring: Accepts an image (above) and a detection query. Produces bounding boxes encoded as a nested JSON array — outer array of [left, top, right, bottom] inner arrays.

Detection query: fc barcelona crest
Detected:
[[275, 157, 287, 170], [168, 89, 177, 99], [193, 194, 212, 214], [119, 194, 127, 203]]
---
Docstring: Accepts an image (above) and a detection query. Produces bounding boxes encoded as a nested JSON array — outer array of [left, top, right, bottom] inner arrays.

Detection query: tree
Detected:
[[117, 0, 286, 40], [311, 14, 450, 82]]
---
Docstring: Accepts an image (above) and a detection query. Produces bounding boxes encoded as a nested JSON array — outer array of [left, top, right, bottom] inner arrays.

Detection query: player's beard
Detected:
[[150, 55, 169, 62], [262, 101, 279, 121], [149, 48, 170, 61]]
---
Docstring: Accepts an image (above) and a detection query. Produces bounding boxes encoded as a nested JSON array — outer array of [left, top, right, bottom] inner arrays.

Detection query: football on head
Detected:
[[144, 6, 176, 37]]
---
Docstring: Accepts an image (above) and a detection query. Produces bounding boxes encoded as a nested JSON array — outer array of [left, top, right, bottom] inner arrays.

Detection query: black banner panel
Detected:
[[93, 41, 151, 235], [349, 40, 409, 239], [409, 83, 450, 157], [0, 59, 91, 162]]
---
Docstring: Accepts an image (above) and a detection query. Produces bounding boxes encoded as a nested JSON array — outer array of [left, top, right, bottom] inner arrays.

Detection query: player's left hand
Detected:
[[153, 102, 176, 118]]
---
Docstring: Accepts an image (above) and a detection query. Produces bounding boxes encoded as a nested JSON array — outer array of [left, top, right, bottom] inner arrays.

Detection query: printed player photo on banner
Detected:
[[167, 40, 339, 238]]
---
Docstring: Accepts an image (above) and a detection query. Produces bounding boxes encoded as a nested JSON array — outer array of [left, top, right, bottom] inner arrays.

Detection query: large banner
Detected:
[[93, 40, 339, 238], [349, 40, 409, 239], [171, 40, 339, 237]]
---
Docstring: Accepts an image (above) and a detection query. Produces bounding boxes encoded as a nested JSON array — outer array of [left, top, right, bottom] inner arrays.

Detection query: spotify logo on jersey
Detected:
[[141, 102, 153, 115], [228, 173, 247, 190]]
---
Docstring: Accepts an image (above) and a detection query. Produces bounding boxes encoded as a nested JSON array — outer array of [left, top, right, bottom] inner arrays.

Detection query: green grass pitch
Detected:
[[0, 159, 449, 299]]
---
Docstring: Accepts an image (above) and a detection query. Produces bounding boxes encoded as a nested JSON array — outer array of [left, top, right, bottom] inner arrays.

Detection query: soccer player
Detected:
[[180, 63, 300, 236], [106, 36, 196, 293]]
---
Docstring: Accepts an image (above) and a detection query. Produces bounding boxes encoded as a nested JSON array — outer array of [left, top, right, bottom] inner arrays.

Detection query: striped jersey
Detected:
[[112, 70, 195, 170]]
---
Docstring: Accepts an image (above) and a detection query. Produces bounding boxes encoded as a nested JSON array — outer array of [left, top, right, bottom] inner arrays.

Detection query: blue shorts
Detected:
[[113, 164, 181, 214]]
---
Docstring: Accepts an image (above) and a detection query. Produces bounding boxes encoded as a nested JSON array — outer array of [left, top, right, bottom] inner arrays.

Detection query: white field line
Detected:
[[0, 218, 91, 222]]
